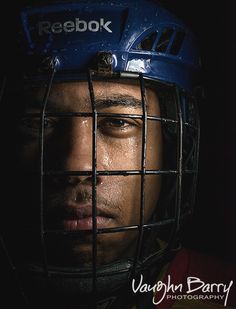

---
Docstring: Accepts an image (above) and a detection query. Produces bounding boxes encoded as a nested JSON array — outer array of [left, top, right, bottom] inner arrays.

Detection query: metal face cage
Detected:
[[0, 62, 200, 308]]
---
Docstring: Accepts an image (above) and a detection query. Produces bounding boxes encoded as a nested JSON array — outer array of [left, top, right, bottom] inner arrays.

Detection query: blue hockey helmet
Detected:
[[17, 0, 200, 91]]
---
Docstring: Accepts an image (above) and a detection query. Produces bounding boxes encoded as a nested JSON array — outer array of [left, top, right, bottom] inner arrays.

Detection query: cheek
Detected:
[[144, 122, 162, 221], [144, 175, 162, 222], [101, 175, 141, 225], [18, 143, 40, 170], [146, 121, 162, 170], [96, 123, 162, 223], [97, 136, 142, 170], [97, 121, 162, 171]]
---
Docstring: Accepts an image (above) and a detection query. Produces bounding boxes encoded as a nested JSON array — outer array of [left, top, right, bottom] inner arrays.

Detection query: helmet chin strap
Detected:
[[19, 259, 135, 308], [17, 257, 162, 309]]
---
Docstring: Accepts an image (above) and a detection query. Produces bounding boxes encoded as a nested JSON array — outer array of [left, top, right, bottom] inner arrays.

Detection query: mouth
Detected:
[[63, 216, 113, 231], [53, 204, 115, 231]]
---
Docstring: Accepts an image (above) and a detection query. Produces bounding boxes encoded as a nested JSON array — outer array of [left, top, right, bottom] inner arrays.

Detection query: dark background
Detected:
[[164, 0, 236, 262], [0, 1, 235, 262]]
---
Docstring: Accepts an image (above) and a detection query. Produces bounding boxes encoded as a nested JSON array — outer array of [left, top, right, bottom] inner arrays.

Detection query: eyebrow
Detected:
[[94, 95, 144, 110], [24, 94, 146, 112]]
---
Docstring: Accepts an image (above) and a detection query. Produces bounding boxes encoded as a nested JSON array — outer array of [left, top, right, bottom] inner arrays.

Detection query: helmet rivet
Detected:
[[96, 51, 113, 75]]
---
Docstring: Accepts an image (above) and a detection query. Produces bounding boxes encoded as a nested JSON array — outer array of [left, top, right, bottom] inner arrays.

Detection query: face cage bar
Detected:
[[0, 66, 200, 307]]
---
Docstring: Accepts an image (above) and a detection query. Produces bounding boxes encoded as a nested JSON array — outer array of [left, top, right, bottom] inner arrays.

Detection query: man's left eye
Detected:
[[98, 117, 141, 137], [100, 118, 131, 128]]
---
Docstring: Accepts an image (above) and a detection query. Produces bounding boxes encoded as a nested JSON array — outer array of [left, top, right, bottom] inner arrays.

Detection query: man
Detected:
[[0, 0, 235, 308]]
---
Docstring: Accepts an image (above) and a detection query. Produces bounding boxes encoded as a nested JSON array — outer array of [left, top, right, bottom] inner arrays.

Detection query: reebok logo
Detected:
[[38, 18, 112, 35]]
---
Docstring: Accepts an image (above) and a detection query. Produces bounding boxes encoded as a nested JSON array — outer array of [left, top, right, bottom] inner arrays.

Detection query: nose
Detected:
[[64, 118, 92, 172], [46, 117, 101, 185], [64, 118, 95, 185]]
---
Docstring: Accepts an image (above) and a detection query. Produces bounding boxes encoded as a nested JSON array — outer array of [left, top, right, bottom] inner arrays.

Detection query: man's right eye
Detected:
[[20, 117, 41, 130], [19, 117, 56, 138]]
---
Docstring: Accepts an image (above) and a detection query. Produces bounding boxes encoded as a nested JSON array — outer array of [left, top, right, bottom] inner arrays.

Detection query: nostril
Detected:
[[66, 175, 104, 186], [67, 176, 82, 185], [66, 175, 103, 186], [47, 175, 103, 187]]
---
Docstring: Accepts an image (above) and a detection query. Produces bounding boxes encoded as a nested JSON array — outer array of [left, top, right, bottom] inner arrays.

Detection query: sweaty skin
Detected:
[[18, 80, 162, 266]]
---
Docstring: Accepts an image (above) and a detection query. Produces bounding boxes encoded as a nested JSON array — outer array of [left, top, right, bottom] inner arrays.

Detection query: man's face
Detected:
[[18, 80, 162, 266]]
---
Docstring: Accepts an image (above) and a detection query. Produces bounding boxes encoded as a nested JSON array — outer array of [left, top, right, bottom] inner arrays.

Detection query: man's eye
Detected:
[[19, 117, 56, 137], [20, 117, 55, 128], [100, 118, 131, 128], [98, 117, 141, 137]]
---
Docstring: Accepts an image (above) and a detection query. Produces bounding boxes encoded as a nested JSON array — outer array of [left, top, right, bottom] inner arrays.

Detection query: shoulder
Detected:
[[153, 248, 236, 309], [186, 249, 236, 281], [184, 248, 236, 306]]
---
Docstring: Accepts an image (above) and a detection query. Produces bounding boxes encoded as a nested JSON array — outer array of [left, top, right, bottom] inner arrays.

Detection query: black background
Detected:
[[164, 0, 236, 262]]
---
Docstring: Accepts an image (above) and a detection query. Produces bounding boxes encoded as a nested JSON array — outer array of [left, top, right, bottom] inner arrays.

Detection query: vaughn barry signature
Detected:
[[132, 274, 233, 307]]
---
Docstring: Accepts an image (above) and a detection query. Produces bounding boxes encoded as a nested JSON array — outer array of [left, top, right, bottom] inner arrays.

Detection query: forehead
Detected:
[[27, 80, 160, 114]]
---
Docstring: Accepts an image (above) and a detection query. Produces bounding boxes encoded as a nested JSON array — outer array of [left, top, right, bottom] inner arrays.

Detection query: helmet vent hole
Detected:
[[136, 32, 157, 51], [155, 27, 174, 53], [170, 31, 186, 55]]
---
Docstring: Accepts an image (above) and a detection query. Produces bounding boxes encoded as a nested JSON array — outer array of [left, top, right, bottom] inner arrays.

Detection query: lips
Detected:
[[63, 216, 112, 231], [55, 204, 114, 231]]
